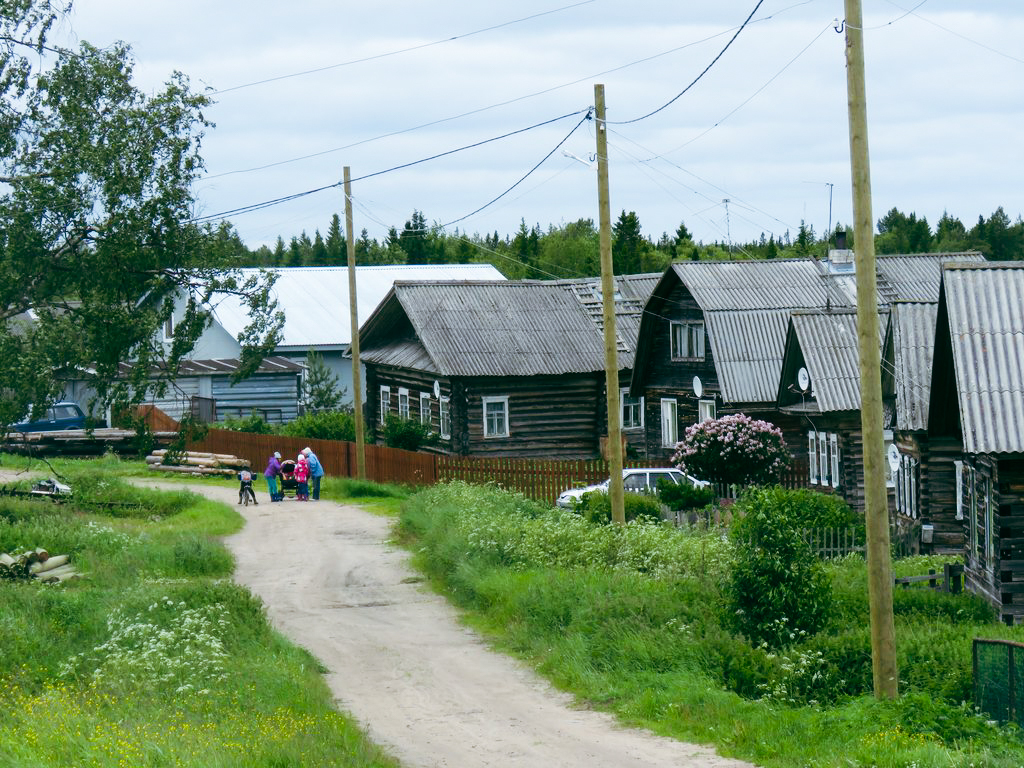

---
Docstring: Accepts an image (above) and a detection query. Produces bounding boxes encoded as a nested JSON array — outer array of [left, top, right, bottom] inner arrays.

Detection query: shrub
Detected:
[[657, 479, 715, 511], [726, 487, 832, 648], [381, 414, 434, 451], [672, 413, 789, 486], [220, 413, 274, 434], [279, 409, 356, 441], [574, 490, 664, 525]]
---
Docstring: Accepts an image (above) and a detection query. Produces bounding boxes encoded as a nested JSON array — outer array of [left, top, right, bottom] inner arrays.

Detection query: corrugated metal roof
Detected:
[[360, 278, 649, 377], [211, 265, 505, 349], [789, 310, 885, 413], [704, 310, 792, 403], [888, 302, 938, 431], [942, 263, 1024, 454], [672, 259, 832, 310], [118, 356, 303, 376]]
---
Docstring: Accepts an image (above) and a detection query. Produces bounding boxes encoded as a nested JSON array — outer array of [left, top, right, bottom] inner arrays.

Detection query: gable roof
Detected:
[[359, 275, 657, 377], [938, 262, 1024, 454], [210, 264, 505, 351], [633, 252, 984, 405], [883, 302, 938, 432]]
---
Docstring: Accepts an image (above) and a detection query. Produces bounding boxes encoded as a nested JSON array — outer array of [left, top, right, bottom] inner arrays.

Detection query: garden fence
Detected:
[[973, 639, 1024, 728]]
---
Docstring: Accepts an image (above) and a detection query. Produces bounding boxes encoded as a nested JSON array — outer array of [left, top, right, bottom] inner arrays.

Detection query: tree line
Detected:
[[216, 206, 1024, 279]]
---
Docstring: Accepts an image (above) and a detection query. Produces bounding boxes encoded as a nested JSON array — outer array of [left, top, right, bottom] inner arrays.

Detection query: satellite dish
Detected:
[[797, 367, 810, 392], [692, 376, 703, 398], [887, 443, 901, 474], [433, 380, 441, 399]]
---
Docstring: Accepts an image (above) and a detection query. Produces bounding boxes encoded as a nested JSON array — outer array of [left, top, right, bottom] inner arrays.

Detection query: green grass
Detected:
[[399, 480, 1024, 768], [0, 455, 398, 768]]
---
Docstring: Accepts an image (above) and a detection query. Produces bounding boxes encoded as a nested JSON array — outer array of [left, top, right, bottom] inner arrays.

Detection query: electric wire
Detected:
[[607, 0, 766, 125]]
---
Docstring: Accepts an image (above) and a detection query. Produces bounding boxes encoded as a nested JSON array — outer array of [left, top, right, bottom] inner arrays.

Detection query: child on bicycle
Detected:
[[238, 467, 258, 505]]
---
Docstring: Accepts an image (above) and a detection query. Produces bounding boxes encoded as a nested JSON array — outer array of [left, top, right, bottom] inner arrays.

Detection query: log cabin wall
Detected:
[[996, 458, 1024, 624]]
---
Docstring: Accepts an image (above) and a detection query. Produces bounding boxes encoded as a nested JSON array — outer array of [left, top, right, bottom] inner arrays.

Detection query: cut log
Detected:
[[37, 564, 80, 583], [29, 554, 69, 574]]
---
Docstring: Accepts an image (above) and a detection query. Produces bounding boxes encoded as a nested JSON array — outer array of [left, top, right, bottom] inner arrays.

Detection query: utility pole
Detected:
[[844, 0, 898, 699], [344, 167, 366, 479], [594, 84, 625, 525]]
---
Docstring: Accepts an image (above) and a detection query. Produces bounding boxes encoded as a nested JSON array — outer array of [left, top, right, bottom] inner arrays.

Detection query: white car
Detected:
[[556, 467, 709, 509]]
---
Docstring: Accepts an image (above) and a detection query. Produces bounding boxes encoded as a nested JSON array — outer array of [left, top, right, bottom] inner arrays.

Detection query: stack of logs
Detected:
[[2, 428, 178, 456], [146, 449, 250, 477], [0, 548, 80, 583]]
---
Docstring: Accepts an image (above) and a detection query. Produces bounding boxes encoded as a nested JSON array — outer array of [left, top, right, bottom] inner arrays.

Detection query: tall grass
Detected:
[[400, 481, 1024, 768], [0, 459, 398, 768]]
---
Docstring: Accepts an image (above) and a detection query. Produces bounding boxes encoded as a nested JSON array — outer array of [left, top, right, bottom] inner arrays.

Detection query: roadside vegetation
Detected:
[[0, 456, 399, 768], [399, 480, 1024, 768]]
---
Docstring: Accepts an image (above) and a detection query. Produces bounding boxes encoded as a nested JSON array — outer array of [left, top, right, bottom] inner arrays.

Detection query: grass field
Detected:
[[0, 453, 405, 767]]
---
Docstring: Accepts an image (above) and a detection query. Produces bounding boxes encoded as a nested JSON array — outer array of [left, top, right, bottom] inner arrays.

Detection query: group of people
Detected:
[[258, 447, 324, 502]]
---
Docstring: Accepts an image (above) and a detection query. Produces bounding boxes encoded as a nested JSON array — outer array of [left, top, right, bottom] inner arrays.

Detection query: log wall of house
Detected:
[[996, 458, 1024, 624], [926, 438, 967, 554], [364, 366, 452, 451]]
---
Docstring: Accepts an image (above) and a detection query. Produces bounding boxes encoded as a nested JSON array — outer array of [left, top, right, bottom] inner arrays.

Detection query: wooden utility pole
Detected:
[[344, 166, 366, 479], [844, 0, 898, 699], [594, 84, 625, 525]]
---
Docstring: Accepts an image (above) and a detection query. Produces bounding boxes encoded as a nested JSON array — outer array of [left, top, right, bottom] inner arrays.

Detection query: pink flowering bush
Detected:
[[672, 413, 789, 487]]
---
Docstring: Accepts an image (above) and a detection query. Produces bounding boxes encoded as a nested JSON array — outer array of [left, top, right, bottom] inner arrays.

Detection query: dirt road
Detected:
[[150, 482, 754, 767]]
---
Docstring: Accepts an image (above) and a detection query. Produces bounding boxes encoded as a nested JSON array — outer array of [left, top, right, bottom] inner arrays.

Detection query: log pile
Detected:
[[146, 449, 250, 477], [1, 428, 178, 456], [0, 548, 81, 583]]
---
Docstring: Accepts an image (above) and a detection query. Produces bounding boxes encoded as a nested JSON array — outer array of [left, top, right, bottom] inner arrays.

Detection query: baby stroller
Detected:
[[278, 458, 298, 499]]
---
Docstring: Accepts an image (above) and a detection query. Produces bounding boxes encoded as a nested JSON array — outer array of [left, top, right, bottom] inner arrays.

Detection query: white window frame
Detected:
[[419, 392, 432, 427], [670, 321, 705, 360], [439, 396, 451, 439], [162, 315, 175, 341], [620, 389, 644, 430], [482, 395, 509, 438], [808, 431, 840, 487], [808, 431, 818, 485], [883, 430, 895, 487], [829, 433, 840, 489], [698, 399, 716, 423], [397, 387, 410, 420], [954, 460, 964, 521], [660, 398, 678, 447], [379, 385, 391, 422]]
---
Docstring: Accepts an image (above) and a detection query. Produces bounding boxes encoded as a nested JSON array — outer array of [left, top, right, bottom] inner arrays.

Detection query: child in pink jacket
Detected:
[[294, 454, 310, 501]]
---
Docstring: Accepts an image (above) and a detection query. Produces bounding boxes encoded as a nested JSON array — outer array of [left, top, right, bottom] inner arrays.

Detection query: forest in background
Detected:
[[208, 205, 1024, 280]]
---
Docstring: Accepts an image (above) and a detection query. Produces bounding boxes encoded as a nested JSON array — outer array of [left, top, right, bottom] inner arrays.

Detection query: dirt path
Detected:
[[137, 479, 754, 767]]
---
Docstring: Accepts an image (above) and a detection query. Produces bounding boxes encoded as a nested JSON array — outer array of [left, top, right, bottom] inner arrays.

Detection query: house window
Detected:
[[379, 386, 391, 422], [660, 398, 678, 447], [398, 387, 410, 420], [698, 399, 716, 423], [482, 396, 509, 438], [954, 460, 964, 521], [419, 392, 431, 426], [984, 475, 995, 566], [896, 454, 919, 519], [966, 464, 978, 559], [439, 396, 451, 439], [883, 430, 895, 487], [162, 316, 175, 341], [670, 321, 705, 360], [808, 431, 840, 488], [620, 389, 643, 430]]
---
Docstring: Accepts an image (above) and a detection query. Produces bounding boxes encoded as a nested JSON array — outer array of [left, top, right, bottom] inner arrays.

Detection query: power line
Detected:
[[608, 0, 766, 125], [209, 0, 597, 96]]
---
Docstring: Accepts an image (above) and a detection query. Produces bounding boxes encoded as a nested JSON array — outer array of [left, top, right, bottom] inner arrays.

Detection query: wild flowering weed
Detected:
[[60, 597, 230, 693]]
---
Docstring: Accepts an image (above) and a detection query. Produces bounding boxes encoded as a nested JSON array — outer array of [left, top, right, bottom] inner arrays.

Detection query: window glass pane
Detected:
[[483, 398, 508, 437], [830, 433, 840, 488], [420, 393, 431, 425], [440, 397, 451, 439], [808, 432, 817, 485], [661, 399, 678, 447]]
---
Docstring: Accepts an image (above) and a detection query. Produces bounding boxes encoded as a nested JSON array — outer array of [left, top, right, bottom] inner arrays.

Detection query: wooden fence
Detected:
[[185, 426, 814, 506]]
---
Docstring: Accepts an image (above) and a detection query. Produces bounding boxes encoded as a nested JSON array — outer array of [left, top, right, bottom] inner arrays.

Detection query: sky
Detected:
[[61, 1, 1024, 257]]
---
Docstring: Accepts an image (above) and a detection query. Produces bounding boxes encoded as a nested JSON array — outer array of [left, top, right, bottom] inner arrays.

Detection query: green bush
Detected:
[[279, 409, 356, 441], [220, 413, 274, 434], [575, 490, 665, 525], [727, 487, 833, 648], [657, 479, 715, 511], [381, 414, 434, 451]]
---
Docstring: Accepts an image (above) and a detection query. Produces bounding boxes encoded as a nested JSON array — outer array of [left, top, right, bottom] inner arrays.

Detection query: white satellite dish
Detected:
[[887, 443, 901, 474], [433, 380, 441, 399], [797, 367, 810, 392], [692, 375, 703, 398]]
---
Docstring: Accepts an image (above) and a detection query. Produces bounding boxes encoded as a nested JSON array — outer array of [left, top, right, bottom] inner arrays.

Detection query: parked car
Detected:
[[9, 402, 88, 433], [556, 467, 709, 509]]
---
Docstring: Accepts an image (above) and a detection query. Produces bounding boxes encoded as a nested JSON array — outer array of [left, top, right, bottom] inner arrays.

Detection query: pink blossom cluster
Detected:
[[672, 413, 789, 486]]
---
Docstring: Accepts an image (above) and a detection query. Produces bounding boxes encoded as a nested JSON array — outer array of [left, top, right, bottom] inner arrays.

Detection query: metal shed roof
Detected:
[[211, 264, 505, 350], [704, 309, 792, 404], [886, 302, 938, 432], [671, 259, 832, 311], [942, 263, 1024, 454]]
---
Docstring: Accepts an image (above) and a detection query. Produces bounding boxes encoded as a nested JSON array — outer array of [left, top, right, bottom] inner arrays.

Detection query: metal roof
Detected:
[[118, 356, 303, 376], [886, 302, 938, 432], [704, 310, 792, 403], [941, 263, 1024, 454], [210, 265, 505, 349], [360, 277, 651, 377], [671, 259, 832, 310], [787, 310, 885, 413]]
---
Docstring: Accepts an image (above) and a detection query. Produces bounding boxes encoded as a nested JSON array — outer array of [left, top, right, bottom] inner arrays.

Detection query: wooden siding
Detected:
[[996, 459, 1024, 624], [212, 373, 300, 424]]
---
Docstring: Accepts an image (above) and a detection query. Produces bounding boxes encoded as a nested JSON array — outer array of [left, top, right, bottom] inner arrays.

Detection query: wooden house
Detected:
[[927, 262, 1024, 624], [357, 275, 658, 459], [629, 251, 984, 466]]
